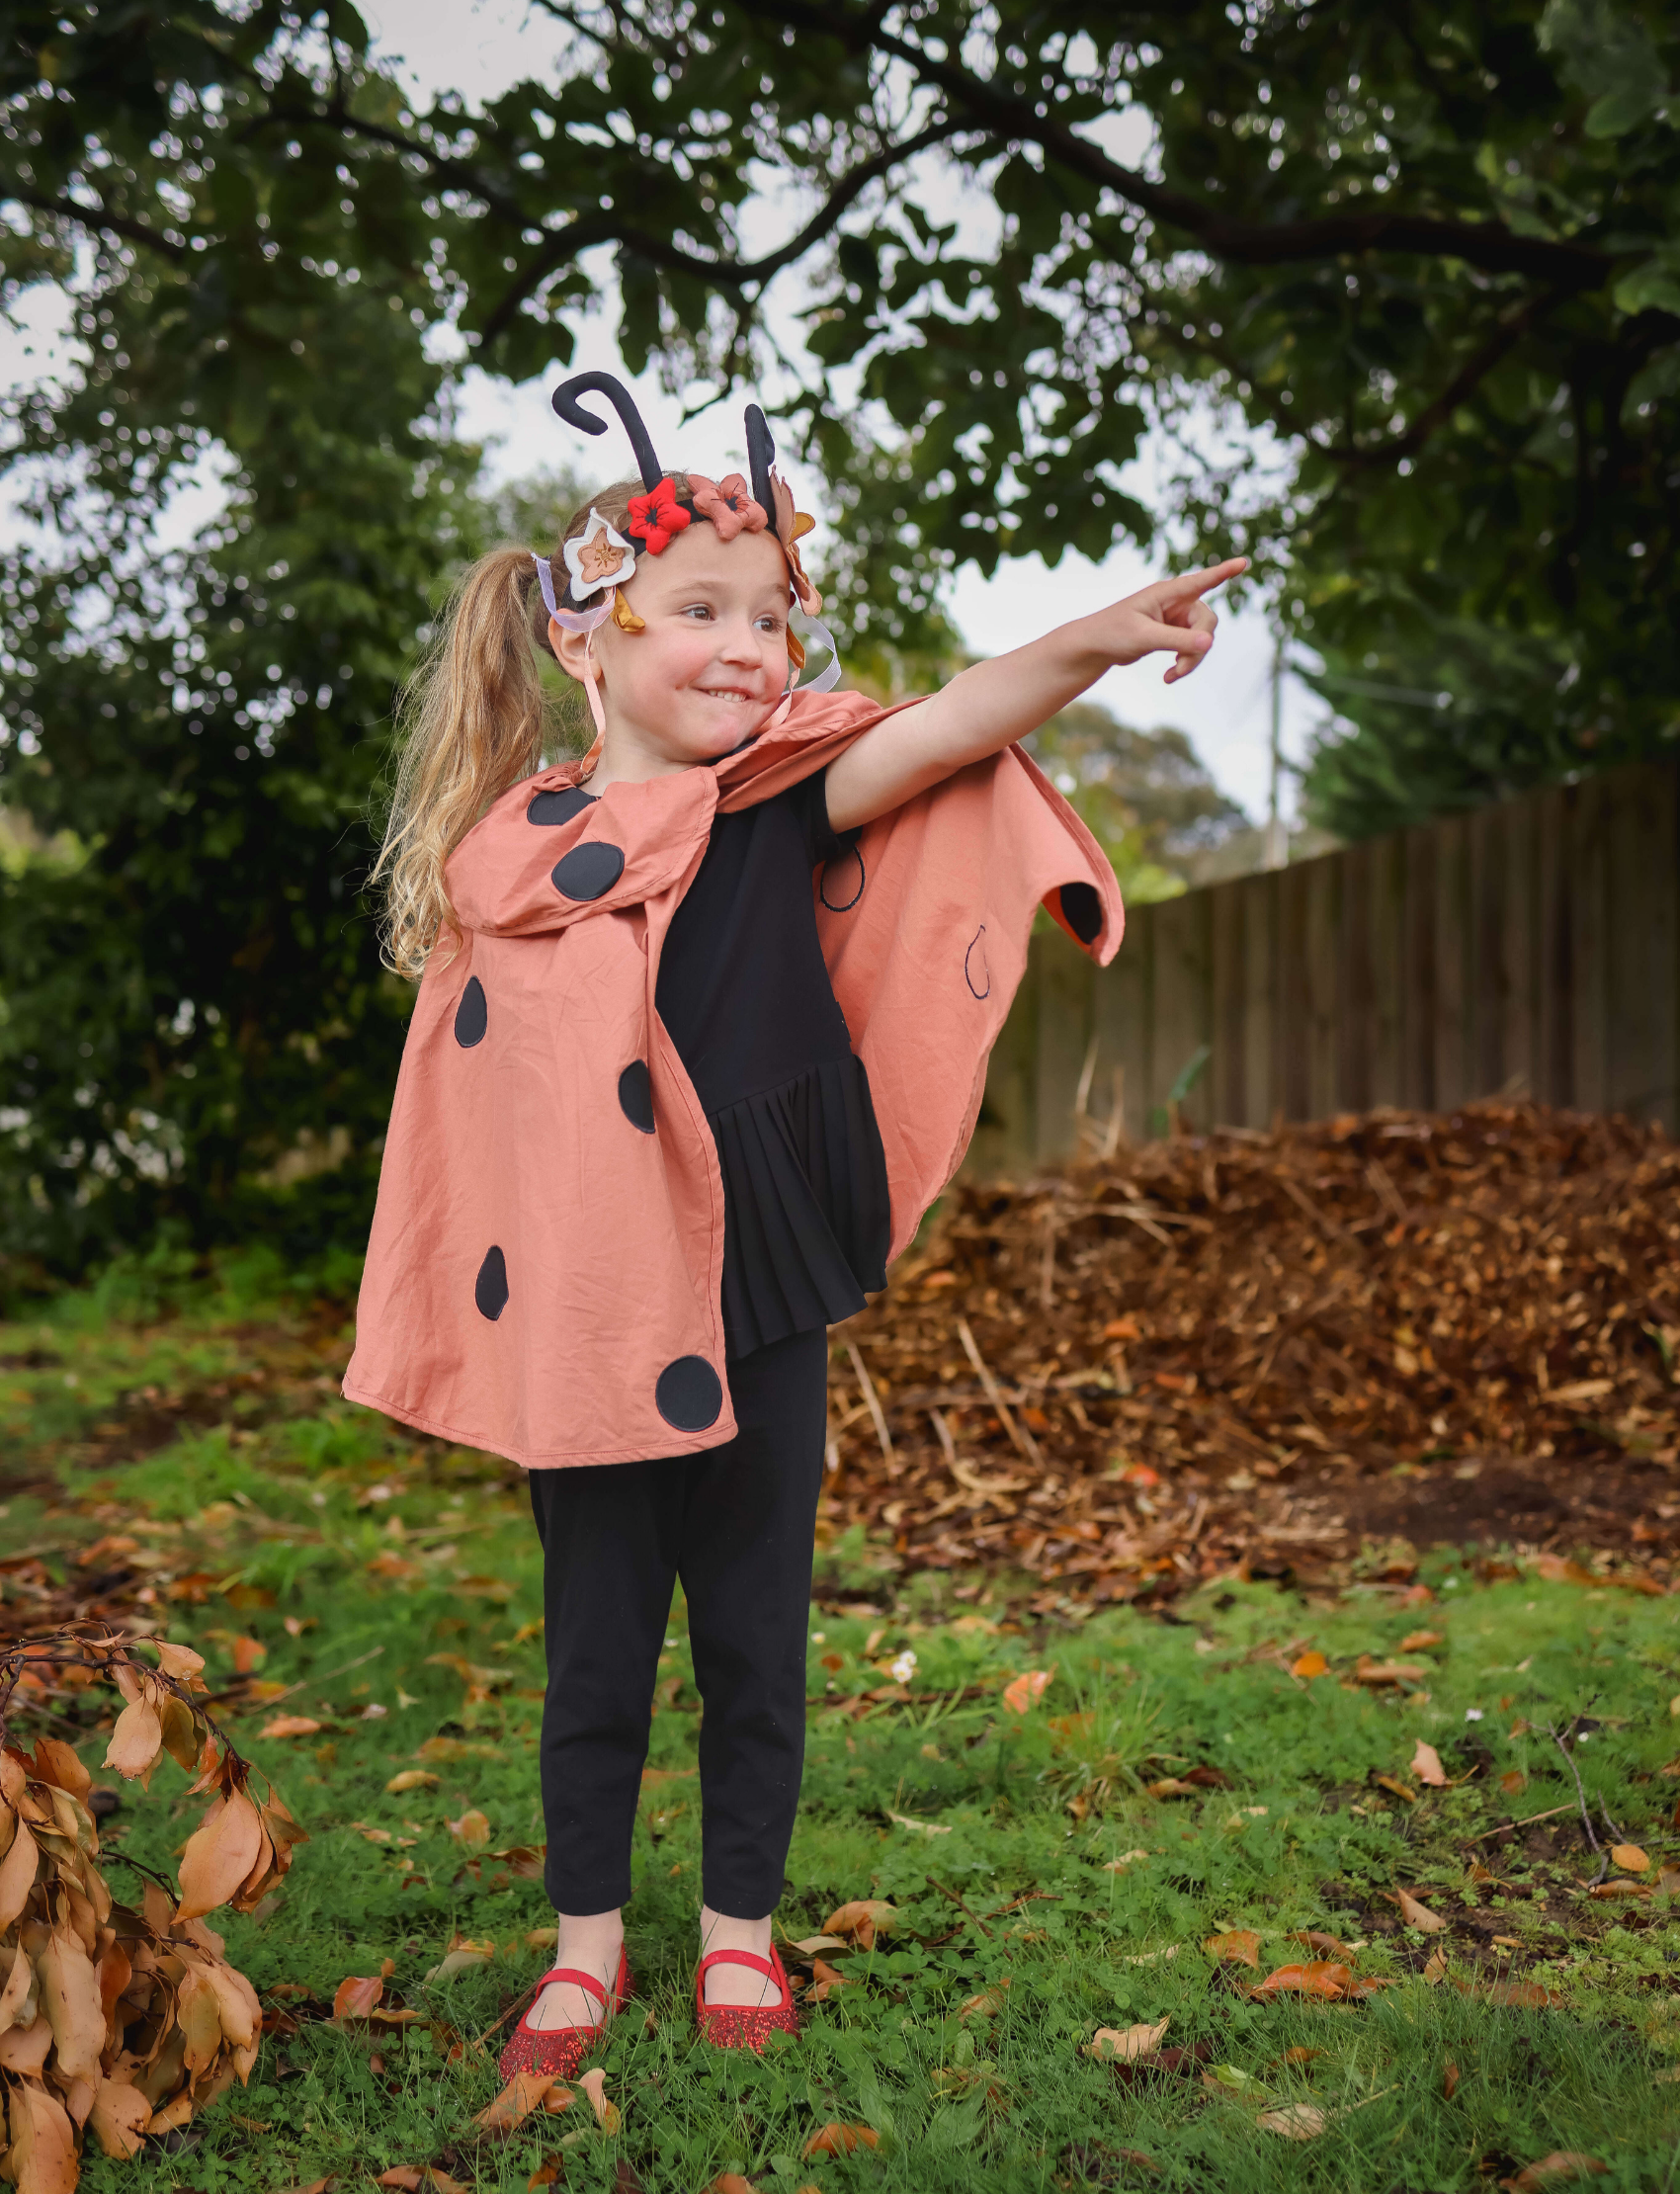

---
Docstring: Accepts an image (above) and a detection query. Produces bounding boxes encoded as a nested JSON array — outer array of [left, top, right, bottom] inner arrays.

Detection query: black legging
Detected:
[[528, 1327, 827, 1918]]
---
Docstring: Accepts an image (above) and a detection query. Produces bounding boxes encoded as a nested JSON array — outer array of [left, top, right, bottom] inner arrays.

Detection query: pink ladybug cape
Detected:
[[343, 688, 1124, 1468]]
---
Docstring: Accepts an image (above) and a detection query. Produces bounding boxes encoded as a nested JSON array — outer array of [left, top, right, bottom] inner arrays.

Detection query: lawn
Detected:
[[3, 1250, 1679, 2192]]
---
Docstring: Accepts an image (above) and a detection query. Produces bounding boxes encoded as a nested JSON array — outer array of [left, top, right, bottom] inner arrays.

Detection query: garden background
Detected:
[[1, 4, 1679, 2188]]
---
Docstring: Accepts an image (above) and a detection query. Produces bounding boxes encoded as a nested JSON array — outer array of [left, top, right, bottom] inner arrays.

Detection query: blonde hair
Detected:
[[375, 475, 655, 979]]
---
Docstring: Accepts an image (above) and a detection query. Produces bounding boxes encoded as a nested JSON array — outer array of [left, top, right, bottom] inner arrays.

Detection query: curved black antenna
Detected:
[[550, 372, 663, 492], [744, 404, 779, 537]]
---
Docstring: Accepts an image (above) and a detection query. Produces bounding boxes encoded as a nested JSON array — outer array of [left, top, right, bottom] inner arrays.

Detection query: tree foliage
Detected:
[[0, 0, 1675, 1272]]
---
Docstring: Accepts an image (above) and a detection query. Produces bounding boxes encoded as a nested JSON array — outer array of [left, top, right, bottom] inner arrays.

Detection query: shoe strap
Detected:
[[531, 1964, 609, 2014], [698, 1946, 785, 1997]]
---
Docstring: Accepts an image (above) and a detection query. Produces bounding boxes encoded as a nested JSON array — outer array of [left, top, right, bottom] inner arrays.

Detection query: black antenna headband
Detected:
[[549, 372, 785, 541]]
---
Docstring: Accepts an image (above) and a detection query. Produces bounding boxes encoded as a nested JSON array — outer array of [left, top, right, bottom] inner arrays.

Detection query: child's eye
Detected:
[[680, 604, 714, 621]]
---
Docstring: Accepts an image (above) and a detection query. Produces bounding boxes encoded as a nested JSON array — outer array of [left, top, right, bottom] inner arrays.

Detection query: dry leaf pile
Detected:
[[826, 1103, 1679, 1601], [0, 1631, 302, 2190]]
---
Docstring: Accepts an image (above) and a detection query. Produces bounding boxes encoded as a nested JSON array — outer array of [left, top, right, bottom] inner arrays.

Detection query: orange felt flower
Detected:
[[688, 471, 768, 543]]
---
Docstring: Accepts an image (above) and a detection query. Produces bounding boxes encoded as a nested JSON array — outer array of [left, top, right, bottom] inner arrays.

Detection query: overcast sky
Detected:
[[0, 0, 1328, 821]]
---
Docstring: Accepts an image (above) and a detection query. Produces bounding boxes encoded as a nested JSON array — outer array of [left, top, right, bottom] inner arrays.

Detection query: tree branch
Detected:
[[474, 116, 968, 345], [2, 183, 187, 264], [735, 0, 1613, 293], [1327, 289, 1564, 467]]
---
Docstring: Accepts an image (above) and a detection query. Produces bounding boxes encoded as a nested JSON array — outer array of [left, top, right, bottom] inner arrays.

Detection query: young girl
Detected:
[[346, 373, 1241, 2070]]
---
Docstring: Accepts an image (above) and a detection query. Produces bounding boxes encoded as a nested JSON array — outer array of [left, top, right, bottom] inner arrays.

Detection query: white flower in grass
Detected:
[[1465, 1708, 1484, 1722], [890, 1649, 918, 1683]]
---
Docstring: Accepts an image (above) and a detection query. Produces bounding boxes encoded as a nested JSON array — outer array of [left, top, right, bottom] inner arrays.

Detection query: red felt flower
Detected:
[[626, 476, 692, 555]]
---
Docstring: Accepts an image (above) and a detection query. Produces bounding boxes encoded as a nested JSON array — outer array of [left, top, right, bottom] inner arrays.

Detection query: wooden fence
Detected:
[[968, 755, 1680, 1173]]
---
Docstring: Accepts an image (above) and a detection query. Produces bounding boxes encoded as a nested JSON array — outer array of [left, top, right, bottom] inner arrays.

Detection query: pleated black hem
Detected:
[[710, 1055, 891, 1358]]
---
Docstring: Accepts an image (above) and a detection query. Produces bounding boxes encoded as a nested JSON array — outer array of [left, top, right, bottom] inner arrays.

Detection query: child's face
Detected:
[[555, 522, 793, 774]]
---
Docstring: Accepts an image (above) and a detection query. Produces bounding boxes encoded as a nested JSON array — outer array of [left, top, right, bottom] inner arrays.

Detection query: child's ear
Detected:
[[549, 616, 589, 682]]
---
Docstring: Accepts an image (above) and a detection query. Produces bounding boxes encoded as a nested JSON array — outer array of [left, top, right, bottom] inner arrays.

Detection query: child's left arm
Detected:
[[824, 557, 1247, 835]]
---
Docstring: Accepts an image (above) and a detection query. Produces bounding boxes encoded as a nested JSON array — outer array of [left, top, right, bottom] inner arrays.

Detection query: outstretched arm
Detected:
[[823, 558, 1248, 835]]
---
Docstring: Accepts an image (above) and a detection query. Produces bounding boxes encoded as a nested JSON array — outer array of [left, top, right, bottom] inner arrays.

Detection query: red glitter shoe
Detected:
[[695, 1944, 801, 2052], [498, 1947, 631, 2082]]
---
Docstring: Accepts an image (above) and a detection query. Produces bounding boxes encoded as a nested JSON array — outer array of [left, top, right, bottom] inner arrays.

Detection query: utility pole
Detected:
[[1263, 624, 1288, 871]]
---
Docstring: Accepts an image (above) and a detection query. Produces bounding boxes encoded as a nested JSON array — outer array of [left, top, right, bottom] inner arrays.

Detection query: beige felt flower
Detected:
[[562, 509, 635, 600]]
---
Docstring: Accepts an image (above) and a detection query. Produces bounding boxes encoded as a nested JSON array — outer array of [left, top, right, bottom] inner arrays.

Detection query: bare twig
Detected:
[[223, 1644, 385, 1712], [956, 1317, 1044, 1471], [1546, 1722, 1605, 1882], [843, 1340, 894, 1464], [1469, 1802, 1578, 1843], [926, 1874, 993, 1937]]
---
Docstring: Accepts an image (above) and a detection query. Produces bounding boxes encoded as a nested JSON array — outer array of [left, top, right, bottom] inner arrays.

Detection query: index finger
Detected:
[[1155, 557, 1249, 604]]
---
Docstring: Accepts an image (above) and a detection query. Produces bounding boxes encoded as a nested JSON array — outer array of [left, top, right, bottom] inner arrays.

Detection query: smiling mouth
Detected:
[[696, 686, 758, 703]]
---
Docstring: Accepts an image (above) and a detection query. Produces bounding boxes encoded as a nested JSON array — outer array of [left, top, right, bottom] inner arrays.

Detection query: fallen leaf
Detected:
[[258, 1715, 323, 1740], [1611, 1843, 1650, 1873], [961, 1980, 1011, 2020], [1588, 1880, 1650, 1900], [1503, 2156, 1609, 2191], [1145, 1777, 1203, 1800], [1290, 1651, 1329, 1680], [1453, 1977, 1560, 2009], [707, 2178, 760, 2194], [385, 1770, 441, 1794], [1373, 1775, 1418, 1803], [1203, 2063, 1266, 2096], [579, 2067, 621, 2134], [1353, 1656, 1429, 1687], [332, 1975, 384, 2022], [448, 1809, 491, 1847], [1250, 1962, 1352, 1999], [425, 1946, 495, 1983], [1204, 1929, 1261, 1968], [1423, 1947, 1449, 1984], [1088, 2017, 1169, 2062], [885, 1810, 951, 1835], [1258, 2104, 1329, 2139], [1103, 1849, 1152, 1872], [1444, 2060, 1460, 2099], [475, 2070, 556, 2130], [230, 1635, 266, 1674], [1393, 1887, 1448, 1933], [1411, 1740, 1448, 1788], [1400, 1630, 1446, 1650], [1001, 1668, 1053, 1714], [1500, 1769, 1526, 1796], [788, 1935, 848, 1955], [375, 2175, 423, 2191], [1288, 1931, 1351, 1958], [802, 2125, 880, 2158], [1660, 1865, 1680, 1895], [821, 1899, 898, 1951]]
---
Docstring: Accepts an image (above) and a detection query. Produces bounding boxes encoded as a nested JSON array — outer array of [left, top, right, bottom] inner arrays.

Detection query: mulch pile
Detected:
[[823, 1101, 1680, 1606]]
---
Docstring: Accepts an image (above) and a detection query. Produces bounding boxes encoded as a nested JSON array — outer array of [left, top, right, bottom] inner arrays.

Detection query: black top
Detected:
[[577, 773, 891, 1357], [656, 773, 856, 1112]]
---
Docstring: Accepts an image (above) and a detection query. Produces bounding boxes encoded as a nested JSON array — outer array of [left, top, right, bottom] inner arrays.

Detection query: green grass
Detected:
[[5, 1264, 1680, 2189]]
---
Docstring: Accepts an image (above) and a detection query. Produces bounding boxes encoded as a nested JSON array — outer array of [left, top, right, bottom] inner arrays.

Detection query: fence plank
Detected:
[[971, 756, 1679, 1175]]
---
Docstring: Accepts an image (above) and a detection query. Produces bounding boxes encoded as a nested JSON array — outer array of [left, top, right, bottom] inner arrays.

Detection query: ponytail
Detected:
[[375, 473, 696, 978], [375, 547, 561, 979]]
